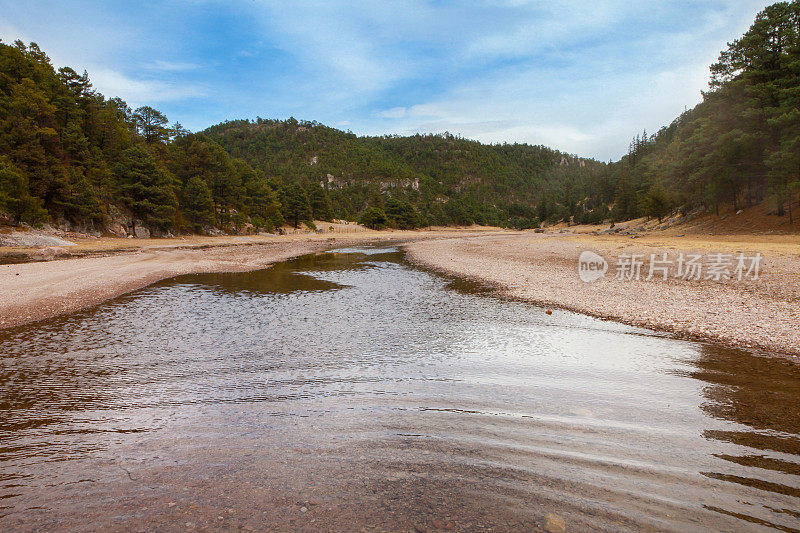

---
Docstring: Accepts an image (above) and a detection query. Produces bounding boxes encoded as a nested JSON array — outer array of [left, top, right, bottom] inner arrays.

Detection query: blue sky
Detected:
[[0, 0, 774, 160]]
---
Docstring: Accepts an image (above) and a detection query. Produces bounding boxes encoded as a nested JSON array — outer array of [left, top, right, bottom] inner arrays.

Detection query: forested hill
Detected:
[[202, 120, 601, 228], [1, 1, 798, 236], [599, 0, 800, 224]]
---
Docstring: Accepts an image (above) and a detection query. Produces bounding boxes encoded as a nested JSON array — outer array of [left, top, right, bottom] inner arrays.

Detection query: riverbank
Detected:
[[0, 229, 501, 329], [404, 233, 800, 357]]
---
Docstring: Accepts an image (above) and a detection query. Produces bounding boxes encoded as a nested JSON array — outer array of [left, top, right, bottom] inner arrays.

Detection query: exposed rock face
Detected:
[[133, 222, 151, 239], [107, 223, 128, 238], [107, 205, 133, 236], [149, 227, 175, 239], [323, 174, 420, 192]]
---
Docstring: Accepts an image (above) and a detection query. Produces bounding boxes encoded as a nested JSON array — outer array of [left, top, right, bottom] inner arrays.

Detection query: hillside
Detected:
[[202, 119, 601, 228]]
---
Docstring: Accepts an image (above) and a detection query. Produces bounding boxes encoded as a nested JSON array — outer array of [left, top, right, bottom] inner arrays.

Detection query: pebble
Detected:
[[544, 512, 566, 533]]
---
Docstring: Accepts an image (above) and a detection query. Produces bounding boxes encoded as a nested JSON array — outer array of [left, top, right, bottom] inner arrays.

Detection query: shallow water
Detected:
[[0, 247, 798, 531]]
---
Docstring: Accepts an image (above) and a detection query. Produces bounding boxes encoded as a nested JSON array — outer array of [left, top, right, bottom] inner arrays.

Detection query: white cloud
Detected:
[[376, 107, 407, 119], [368, 51, 721, 158], [148, 60, 202, 72], [252, 1, 415, 96], [88, 68, 206, 106], [465, 0, 629, 60], [357, 0, 774, 159], [0, 21, 27, 43]]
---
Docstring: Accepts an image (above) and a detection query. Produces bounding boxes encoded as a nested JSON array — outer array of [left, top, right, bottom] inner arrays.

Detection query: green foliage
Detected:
[[307, 183, 334, 221], [133, 106, 170, 144], [0, 157, 47, 225], [114, 146, 176, 230], [600, 1, 800, 222], [358, 206, 387, 229], [243, 174, 283, 231], [644, 184, 672, 223], [282, 183, 312, 228], [181, 176, 215, 232], [385, 198, 418, 229], [3, 1, 799, 239], [202, 119, 605, 228]]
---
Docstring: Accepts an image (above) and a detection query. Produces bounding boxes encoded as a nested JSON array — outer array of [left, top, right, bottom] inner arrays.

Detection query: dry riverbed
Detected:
[[404, 232, 800, 357]]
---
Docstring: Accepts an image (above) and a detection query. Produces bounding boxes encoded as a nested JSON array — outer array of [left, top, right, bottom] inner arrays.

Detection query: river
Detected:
[[1, 247, 798, 531]]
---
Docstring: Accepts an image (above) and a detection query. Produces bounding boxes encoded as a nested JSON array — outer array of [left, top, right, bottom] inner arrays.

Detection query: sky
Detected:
[[0, 0, 775, 160]]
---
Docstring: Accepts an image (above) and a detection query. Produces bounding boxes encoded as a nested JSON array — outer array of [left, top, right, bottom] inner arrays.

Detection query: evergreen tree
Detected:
[[181, 176, 215, 232], [0, 157, 47, 225], [133, 106, 169, 144], [307, 183, 334, 221], [114, 146, 176, 230], [385, 198, 418, 229], [644, 183, 672, 223], [358, 206, 387, 229], [282, 183, 311, 228]]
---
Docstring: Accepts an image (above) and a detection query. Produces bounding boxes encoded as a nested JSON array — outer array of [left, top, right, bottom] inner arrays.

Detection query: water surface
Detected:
[[1, 248, 798, 531]]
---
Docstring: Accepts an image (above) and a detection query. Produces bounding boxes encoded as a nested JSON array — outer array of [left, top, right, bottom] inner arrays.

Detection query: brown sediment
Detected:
[[0, 230, 500, 330], [403, 232, 800, 357]]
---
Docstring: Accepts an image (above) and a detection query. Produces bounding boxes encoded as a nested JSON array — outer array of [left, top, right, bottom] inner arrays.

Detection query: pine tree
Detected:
[[282, 183, 311, 228], [114, 146, 176, 230], [133, 106, 169, 144], [307, 183, 334, 221], [0, 157, 48, 225], [181, 176, 215, 232]]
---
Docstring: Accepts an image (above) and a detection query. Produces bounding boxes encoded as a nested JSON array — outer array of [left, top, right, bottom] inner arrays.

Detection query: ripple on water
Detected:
[[0, 248, 798, 531]]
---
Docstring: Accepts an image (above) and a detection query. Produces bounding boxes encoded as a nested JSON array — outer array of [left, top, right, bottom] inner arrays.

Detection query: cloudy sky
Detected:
[[0, 0, 773, 160]]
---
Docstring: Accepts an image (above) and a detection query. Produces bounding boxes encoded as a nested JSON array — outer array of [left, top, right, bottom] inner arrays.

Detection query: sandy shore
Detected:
[[0, 230, 493, 330], [404, 233, 800, 357]]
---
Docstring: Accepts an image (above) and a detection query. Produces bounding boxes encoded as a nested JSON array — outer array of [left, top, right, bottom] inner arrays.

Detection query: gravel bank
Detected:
[[404, 233, 800, 357]]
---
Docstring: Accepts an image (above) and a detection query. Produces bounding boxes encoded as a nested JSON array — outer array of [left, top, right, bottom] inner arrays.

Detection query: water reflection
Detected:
[[0, 247, 798, 531]]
